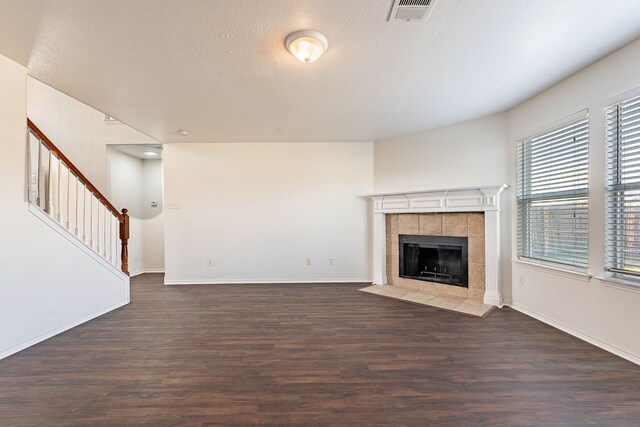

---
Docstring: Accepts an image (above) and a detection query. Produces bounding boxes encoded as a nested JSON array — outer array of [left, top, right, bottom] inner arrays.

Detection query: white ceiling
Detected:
[[110, 144, 162, 160], [2, 0, 640, 143]]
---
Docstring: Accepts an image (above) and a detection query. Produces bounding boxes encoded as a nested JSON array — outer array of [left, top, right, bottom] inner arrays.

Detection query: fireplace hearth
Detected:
[[399, 234, 468, 288]]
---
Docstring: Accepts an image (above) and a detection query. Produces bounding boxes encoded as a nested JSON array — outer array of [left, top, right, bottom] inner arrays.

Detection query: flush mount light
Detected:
[[177, 129, 189, 136], [143, 151, 159, 156], [285, 30, 329, 63]]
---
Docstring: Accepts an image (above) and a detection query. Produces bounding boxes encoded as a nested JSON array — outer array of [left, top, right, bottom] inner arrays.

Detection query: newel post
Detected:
[[119, 208, 130, 276]]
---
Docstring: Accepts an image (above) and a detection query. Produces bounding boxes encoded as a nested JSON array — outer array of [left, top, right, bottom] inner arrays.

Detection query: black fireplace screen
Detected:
[[399, 234, 468, 288]]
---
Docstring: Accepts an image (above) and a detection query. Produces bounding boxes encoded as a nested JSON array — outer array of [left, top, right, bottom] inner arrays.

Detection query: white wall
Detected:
[[163, 142, 373, 284], [0, 54, 129, 360], [107, 150, 164, 274], [374, 113, 512, 302], [107, 148, 145, 275], [141, 159, 164, 272], [507, 37, 640, 363], [374, 113, 510, 193], [27, 77, 157, 194]]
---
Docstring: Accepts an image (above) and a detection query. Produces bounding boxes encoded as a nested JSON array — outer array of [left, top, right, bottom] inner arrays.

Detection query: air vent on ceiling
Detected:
[[388, 0, 436, 22]]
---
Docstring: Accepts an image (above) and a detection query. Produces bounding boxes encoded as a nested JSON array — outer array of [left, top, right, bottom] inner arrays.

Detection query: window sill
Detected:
[[596, 275, 640, 294], [512, 259, 592, 282]]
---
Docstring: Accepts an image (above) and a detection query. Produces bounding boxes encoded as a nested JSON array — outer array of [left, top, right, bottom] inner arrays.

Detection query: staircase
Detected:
[[26, 119, 130, 276]]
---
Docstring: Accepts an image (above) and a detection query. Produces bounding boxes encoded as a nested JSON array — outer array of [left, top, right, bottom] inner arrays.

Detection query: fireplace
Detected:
[[399, 234, 468, 288]]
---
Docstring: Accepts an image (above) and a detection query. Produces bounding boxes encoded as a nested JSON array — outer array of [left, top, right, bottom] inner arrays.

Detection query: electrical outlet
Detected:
[[306, 258, 312, 266], [207, 259, 214, 267], [329, 257, 334, 266], [518, 275, 524, 286]]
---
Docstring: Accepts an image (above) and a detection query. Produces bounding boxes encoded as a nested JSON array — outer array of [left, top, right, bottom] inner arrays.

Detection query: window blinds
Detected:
[[606, 96, 640, 276], [517, 116, 589, 268]]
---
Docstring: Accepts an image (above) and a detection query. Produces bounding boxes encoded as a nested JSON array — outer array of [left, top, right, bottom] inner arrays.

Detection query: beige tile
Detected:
[[387, 214, 399, 236], [419, 213, 442, 236], [468, 212, 485, 238], [375, 285, 410, 298], [419, 281, 440, 293], [386, 233, 393, 275], [390, 234, 399, 277], [468, 289, 485, 301], [428, 294, 466, 310], [454, 299, 493, 317], [442, 213, 468, 237], [401, 290, 440, 305], [468, 263, 486, 290], [388, 275, 399, 286], [398, 214, 419, 235], [441, 285, 469, 298], [359, 285, 385, 294], [396, 276, 420, 290], [468, 237, 485, 264], [402, 280, 422, 291]]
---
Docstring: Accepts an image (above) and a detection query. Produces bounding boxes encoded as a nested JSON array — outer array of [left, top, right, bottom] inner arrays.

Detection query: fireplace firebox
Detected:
[[399, 234, 468, 288]]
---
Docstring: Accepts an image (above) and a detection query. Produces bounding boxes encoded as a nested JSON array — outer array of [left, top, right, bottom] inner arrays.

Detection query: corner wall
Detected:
[[0, 55, 129, 360]]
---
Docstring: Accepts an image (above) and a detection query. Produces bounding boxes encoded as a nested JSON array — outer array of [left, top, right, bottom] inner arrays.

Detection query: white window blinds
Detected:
[[606, 95, 640, 277], [517, 115, 589, 268]]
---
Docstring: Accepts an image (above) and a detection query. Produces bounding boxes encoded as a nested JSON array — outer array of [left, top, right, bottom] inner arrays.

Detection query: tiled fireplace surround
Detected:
[[370, 185, 507, 306], [386, 212, 486, 301]]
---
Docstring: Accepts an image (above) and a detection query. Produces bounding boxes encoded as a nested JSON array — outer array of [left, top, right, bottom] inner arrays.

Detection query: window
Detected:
[[517, 114, 589, 268], [606, 95, 640, 278]]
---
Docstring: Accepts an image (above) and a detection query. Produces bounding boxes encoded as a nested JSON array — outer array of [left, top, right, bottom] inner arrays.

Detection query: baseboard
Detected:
[[0, 300, 129, 361], [164, 278, 373, 285], [507, 302, 640, 366], [130, 269, 165, 277]]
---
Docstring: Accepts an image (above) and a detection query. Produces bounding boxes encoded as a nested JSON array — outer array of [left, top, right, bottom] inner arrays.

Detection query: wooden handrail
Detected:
[[27, 118, 124, 223], [27, 118, 130, 276], [119, 208, 130, 276]]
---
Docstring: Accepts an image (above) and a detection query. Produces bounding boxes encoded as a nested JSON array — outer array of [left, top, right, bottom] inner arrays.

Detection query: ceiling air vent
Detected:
[[388, 0, 436, 22]]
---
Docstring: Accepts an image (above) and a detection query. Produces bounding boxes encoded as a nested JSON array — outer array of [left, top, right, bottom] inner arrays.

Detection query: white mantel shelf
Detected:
[[368, 185, 508, 307], [368, 185, 507, 214]]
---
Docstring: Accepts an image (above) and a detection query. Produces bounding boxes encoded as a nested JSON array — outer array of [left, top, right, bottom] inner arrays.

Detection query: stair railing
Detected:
[[27, 119, 130, 276]]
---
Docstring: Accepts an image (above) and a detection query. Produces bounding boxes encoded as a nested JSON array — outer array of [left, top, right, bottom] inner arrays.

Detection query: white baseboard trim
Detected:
[[130, 269, 165, 277], [164, 278, 372, 285], [507, 302, 640, 366], [483, 291, 503, 308], [0, 300, 129, 361]]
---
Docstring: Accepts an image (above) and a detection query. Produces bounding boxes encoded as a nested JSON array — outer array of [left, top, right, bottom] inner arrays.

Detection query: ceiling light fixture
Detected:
[[177, 129, 189, 136], [143, 151, 159, 156], [285, 30, 329, 63]]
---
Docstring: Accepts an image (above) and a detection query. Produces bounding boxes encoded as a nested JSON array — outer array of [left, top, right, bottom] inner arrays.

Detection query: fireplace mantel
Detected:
[[368, 185, 507, 307]]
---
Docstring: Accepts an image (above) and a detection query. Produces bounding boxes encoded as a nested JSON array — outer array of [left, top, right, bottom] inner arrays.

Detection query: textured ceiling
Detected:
[[2, 0, 640, 143]]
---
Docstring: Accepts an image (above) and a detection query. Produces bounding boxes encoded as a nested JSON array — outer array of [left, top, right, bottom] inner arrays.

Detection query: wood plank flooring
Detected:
[[0, 273, 639, 426]]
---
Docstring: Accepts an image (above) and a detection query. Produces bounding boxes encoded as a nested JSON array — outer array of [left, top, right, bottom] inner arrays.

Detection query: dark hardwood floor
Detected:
[[1, 274, 639, 426]]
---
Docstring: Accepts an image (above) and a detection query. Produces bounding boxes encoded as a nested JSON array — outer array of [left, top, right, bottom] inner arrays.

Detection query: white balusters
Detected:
[[74, 174, 80, 236], [66, 166, 71, 229], [89, 194, 94, 249], [82, 184, 87, 242], [27, 125, 128, 275], [47, 150, 54, 216], [56, 157, 62, 223]]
